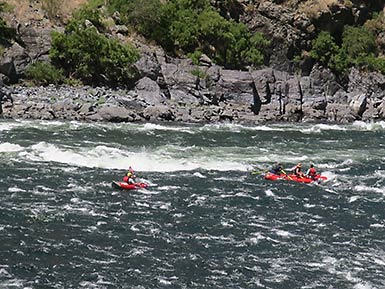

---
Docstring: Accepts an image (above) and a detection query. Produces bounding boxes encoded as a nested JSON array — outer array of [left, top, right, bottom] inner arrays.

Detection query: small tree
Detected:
[[341, 25, 376, 65], [25, 62, 64, 85], [310, 31, 339, 67], [49, 8, 140, 87]]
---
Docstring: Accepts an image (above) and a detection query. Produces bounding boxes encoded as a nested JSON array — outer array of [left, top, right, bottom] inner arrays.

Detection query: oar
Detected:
[[251, 170, 267, 175], [281, 170, 292, 180]]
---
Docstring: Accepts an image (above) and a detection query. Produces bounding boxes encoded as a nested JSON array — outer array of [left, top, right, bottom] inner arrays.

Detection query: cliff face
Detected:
[[1, 0, 385, 124], [3, 0, 385, 78], [214, 0, 385, 71]]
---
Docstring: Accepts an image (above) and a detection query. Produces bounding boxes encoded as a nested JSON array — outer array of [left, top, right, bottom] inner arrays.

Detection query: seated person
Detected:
[[292, 162, 305, 178], [270, 163, 285, 175], [306, 164, 317, 179], [123, 167, 136, 184]]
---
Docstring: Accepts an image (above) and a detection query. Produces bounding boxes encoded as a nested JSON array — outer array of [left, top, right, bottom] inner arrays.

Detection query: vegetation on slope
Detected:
[[4, 0, 385, 87], [100, 0, 271, 70], [0, 2, 15, 47], [310, 14, 385, 76]]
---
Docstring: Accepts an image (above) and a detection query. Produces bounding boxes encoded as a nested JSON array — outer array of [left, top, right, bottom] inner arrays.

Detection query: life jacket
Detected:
[[123, 175, 129, 182], [308, 167, 316, 177]]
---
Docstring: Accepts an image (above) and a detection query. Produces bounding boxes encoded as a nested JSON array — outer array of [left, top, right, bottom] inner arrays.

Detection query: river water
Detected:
[[1, 119, 385, 288]]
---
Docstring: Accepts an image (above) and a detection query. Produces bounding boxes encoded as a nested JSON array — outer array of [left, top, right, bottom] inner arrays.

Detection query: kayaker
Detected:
[[270, 163, 285, 175], [291, 162, 305, 178], [123, 166, 136, 184], [306, 164, 317, 180]]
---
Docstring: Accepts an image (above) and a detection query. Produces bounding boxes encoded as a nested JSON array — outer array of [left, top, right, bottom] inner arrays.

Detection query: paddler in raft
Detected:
[[291, 162, 305, 178], [122, 166, 136, 184], [306, 164, 317, 180], [270, 163, 286, 176]]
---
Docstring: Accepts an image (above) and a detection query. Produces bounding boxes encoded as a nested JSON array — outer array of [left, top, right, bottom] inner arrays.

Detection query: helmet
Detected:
[[297, 163, 302, 167], [127, 172, 133, 177]]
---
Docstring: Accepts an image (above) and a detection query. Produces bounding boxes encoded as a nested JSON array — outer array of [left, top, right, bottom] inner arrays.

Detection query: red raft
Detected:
[[264, 172, 327, 183], [112, 181, 148, 190]]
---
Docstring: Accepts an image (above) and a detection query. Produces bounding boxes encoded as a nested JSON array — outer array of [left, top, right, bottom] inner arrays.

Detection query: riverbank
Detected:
[[1, 71, 385, 125]]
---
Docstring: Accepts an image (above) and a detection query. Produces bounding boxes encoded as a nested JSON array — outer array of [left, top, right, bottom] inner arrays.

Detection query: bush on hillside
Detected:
[[25, 62, 64, 85], [310, 26, 378, 75], [341, 26, 376, 64], [49, 8, 140, 87], [310, 31, 339, 67], [364, 12, 385, 36], [0, 2, 16, 45], [108, 0, 270, 69]]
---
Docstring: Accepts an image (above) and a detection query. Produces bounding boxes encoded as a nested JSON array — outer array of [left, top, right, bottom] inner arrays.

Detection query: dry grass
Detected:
[[2, 0, 88, 22], [298, 0, 342, 18], [274, 0, 345, 15]]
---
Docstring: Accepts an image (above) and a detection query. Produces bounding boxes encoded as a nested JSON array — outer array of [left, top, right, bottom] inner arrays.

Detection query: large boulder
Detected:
[[87, 104, 135, 122], [135, 77, 164, 105]]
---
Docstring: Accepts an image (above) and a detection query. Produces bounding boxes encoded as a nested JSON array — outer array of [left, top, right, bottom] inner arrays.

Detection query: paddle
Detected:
[[250, 165, 268, 175], [251, 170, 267, 175], [281, 169, 292, 180]]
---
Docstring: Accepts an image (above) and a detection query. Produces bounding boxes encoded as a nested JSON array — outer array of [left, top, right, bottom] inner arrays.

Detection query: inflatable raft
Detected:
[[264, 172, 327, 183], [112, 181, 148, 190]]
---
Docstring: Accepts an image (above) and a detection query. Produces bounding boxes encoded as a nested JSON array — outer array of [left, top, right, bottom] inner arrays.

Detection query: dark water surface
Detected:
[[1, 120, 385, 288]]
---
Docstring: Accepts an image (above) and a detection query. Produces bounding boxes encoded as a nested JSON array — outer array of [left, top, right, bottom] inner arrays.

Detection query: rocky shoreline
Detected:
[[1, 62, 385, 125]]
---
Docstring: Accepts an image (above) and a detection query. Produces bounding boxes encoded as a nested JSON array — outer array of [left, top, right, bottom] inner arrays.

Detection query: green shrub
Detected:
[[188, 50, 203, 65], [25, 61, 64, 85], [67, 7, 106, 33], [310, 26, 377, 75], [107, 0, 161, 37], [363, 55, 385, 74], [341, 26, 376, 64], [107, 0, 269, 69], [310, 31, 339, 67], [49, 7, 140, 87], [191, 68, 206, 79]]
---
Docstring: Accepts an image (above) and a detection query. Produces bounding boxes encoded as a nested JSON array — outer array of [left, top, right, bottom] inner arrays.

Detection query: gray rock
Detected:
[[349, 93, 367, 117], [135, 77, 164, 105], [143, 105, 175, 121], [87, 104, 134, 122]]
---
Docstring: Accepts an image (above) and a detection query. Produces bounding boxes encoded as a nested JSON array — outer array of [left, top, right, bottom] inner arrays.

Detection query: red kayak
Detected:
[[264, 172, 327, 183], [112, 181, 148, 190]]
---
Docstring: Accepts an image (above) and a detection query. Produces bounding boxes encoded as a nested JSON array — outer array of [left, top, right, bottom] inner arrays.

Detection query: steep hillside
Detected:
[[1, 0, 385, 124]]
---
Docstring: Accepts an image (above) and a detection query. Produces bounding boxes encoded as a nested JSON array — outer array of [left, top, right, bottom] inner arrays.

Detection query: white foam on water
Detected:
[[21, 141, 252, 172], [139, 122, 195, 134], [274, 229, 294, 238], [265, 189, 275, 197], [349, 196, 360, 203], [320, 171, 337, 181], [0, 268, 12, 278], [193, 172, 206, 178], [8, 186, 26, 193], [0, 120, 27, 131], [0, 142, 24, 152], [353, 283, 375, 289], [352, 120, 385, 131], [354, 185, 385, 194]]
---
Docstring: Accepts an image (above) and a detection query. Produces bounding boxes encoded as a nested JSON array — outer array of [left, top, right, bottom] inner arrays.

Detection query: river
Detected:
[[1, 119, 385, 288]]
